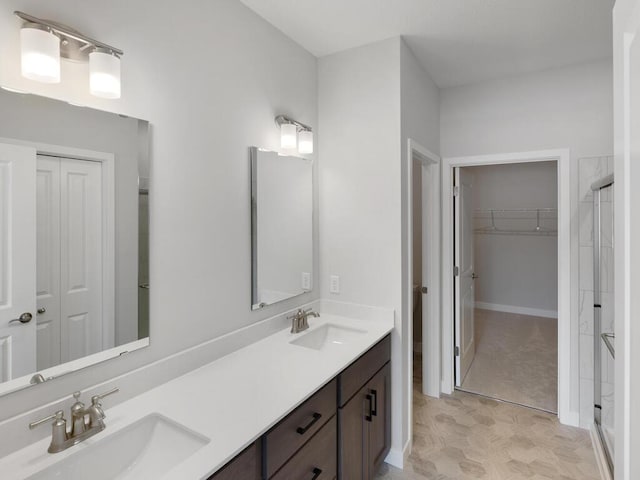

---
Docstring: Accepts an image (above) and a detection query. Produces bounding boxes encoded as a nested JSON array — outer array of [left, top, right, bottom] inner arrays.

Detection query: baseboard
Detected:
[[474, 301, 558, 319], [385, 439, 411, 469], [559, 409, 580, 428], [590, 424, 613, 480], [413, 341, 422, 353]]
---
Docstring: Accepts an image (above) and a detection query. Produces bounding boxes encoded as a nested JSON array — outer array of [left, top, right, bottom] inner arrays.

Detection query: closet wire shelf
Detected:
[[473, 208, 558, 237]]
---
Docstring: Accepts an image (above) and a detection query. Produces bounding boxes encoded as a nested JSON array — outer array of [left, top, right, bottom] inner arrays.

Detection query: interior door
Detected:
[[58, 157, 103, 362], [36, 156, 61, 370], [454, 167, 476, 386], [0, 142, 37, 382]]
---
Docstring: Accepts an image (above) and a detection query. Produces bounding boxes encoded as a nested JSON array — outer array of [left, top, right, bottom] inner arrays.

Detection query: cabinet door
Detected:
[[209, 442, 260, 480], [338, 385, 368, 479], [368, 363, 391, 475]]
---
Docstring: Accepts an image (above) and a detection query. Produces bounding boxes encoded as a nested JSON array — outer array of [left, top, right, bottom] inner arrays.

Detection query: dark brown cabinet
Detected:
[[338, 336, 391, 480], [209, 442, 260, 480]]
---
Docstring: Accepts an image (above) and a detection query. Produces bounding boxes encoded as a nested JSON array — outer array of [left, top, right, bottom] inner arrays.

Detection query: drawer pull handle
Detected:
[[365, 394, 373, 422], [297, 412, 322, 435], [311, 467, 322, 479], [371, 389, 378, 417]]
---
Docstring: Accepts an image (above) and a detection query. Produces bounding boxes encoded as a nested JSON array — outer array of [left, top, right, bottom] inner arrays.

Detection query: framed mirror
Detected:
[[251, 147, 313, 309], [0, 88, 150, 396]]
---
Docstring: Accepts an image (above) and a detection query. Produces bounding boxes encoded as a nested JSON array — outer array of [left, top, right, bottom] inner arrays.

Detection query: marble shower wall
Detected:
[[578, 156, 615, 429]]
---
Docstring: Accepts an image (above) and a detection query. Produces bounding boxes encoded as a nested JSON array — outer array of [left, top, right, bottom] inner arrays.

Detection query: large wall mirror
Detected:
[[251, 147, 312, 310], [0, 88, 150, 396]]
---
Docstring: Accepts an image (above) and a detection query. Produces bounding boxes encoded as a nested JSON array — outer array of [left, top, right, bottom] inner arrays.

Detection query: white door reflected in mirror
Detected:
[[0, 142, 37, 382]]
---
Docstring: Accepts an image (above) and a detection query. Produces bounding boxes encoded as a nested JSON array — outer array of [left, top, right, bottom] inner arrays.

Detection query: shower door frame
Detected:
[[592, 174, 614, 475]]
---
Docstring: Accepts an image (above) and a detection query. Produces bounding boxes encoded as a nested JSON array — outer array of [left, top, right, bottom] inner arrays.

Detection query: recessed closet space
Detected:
[[456, 161, 558, 413]]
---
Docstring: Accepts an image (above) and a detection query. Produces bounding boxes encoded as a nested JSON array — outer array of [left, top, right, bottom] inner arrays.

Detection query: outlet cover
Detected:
[[301, 272, 311, 291], [330, 275, 340, 294]]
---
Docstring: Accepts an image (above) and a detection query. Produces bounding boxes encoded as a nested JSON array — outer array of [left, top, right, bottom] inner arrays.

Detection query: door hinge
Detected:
[[455, 346, 460, 356], [453, 186, 460, 197], [454, 266, 459, 276]]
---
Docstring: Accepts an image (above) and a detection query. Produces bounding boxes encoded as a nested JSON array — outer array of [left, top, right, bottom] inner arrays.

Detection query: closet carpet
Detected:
[[375, 353, 600, 480], [460, 308, 558, 413]]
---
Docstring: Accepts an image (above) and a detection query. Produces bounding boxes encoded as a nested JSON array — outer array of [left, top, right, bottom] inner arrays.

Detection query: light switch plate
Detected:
[[301, 272, 311, 291], [330, 275, 340, 294]]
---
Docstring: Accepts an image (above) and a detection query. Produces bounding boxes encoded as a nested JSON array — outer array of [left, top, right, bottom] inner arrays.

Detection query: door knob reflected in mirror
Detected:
[[9, 312, 33, 324], [37, 308, 46, 315], [471, 273, 479, 280]]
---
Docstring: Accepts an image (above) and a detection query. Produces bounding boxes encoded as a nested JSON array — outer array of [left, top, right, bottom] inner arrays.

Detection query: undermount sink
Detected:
[[290, 323, 367, 351], [27, 414, 209, 480]]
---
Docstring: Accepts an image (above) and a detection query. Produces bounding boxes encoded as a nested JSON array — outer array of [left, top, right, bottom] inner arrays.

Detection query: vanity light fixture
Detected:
[[275, 115, 313, 154], [15, 11, 124, 99]]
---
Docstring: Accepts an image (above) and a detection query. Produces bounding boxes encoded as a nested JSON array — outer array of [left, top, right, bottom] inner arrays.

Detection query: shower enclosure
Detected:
[[591, 173, 614, 475]]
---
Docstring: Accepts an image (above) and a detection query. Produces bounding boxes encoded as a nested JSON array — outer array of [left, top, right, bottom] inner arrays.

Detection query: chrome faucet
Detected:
[[29, 387, 119, 453], [288, 308, 320, 333]]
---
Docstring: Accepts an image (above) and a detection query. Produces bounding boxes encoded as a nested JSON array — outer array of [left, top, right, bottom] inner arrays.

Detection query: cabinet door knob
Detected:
[[296, 412, 321, 435], [370, 389, 378, 417], [365, 394, 373, 422]]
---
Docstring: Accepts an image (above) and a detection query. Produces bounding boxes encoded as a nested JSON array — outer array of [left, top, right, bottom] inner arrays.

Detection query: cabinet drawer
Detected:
[[271, 416, 337, 480], [209, 442, 260, 480], [264, 379, 337, 478], [338, 335, 390, 407]]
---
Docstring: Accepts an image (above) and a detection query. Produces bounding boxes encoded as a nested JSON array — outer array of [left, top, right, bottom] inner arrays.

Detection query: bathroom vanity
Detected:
[[212, 334, 391, 480], [0, 312, 393, 479]]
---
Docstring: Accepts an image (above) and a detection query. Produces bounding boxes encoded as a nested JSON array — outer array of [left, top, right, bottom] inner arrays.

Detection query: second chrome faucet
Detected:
[[288, 308, 320, 334], [29, 387, 119, 453]]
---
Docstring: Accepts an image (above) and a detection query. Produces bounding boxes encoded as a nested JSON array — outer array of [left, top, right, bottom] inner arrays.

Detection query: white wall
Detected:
[[469, 162, 558, 315], [400, 39, 440, 453], [441, 59, 613, 424], [0, 0, 318, 422], [318, 37, 404, 456]]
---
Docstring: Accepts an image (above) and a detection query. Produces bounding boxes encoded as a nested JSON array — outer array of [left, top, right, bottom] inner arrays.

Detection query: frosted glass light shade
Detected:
[[90, 50, 121, 99], [298, 130, 313, 154], [280, 123, 297, 149], [20, 26, 60, 83]]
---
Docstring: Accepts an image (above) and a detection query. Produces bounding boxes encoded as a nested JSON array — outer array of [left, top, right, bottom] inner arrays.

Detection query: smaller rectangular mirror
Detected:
[[251, 147, 313, 309]]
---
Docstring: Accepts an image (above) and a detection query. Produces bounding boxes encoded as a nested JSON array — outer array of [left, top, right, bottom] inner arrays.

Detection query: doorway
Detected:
[[453, 162, 559, 412], [439, 149, 574, 425]]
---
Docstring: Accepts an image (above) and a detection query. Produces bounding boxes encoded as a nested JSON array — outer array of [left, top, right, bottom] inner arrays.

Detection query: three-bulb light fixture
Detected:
[[15, 11, 123, 99], [275, 115, 314, 154]]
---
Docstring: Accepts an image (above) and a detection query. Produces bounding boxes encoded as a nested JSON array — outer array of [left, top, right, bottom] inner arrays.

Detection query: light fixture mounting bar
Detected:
[[14, 11, 124, 56], [274, 114, 312, 132]]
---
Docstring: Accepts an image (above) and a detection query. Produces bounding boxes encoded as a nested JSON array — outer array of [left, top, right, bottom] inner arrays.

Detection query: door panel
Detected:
[[368, 363, 391, 474], [0, 143, 37, 380], [36, 156, 61, 369], [338, 387, 367, 479], [59, 158, 102, 362], [455, 167, 476, 386]]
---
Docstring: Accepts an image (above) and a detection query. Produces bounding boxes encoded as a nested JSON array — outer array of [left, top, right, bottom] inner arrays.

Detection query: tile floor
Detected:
[[460, 309, 558, 413], [375, 349, 600, 479]]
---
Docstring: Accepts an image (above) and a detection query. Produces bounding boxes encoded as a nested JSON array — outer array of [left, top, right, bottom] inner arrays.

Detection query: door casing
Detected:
[[440, 149, 574, 426]]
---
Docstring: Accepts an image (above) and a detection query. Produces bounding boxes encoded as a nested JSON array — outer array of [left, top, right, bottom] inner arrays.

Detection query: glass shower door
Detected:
[[592, 175, 614, 474]]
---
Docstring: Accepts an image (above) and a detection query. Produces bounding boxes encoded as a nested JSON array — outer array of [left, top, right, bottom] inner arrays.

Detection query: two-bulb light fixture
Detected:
[[15, 11, 123, 99], [275, 115, 314, 154]]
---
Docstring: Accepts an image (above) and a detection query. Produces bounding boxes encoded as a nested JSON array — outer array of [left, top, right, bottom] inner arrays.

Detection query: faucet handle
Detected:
[[29, 410, 65, 430], [91, 387, 119, 406]]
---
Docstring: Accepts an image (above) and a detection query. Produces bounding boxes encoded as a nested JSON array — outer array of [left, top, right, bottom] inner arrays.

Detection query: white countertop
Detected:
[[2, 313, 393, 479]]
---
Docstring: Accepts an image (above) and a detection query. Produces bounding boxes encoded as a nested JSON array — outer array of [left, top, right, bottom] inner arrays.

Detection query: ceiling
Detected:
[[239, 0, 613, 88]]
